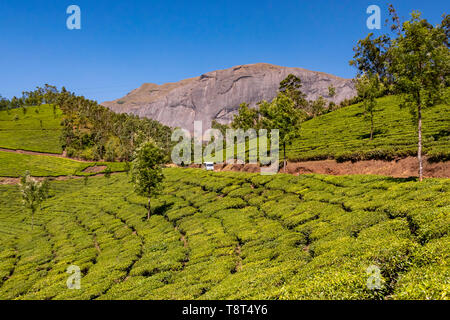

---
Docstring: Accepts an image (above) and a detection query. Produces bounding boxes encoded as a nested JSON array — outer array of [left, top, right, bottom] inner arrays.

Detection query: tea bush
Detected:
[[0, 168, 448, 299]]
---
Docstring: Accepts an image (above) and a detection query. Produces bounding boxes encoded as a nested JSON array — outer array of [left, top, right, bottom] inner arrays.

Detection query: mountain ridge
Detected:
[[102, 63, 356, 131]]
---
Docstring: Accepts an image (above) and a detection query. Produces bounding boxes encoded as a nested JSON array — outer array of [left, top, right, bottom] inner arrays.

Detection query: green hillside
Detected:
[[0, 105, 63, 154], [204, 94, 449, 165], [2, 94, 449, 165], [0, 169, 448, 300], [0, 91, 448, 301], [287, 95, 450, 162], [0, 105, 127, 177], [0, 151, 125, 177]]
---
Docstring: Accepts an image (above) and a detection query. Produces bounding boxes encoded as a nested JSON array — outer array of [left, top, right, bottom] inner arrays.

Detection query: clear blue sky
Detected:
[[1, 0, 447, 102]]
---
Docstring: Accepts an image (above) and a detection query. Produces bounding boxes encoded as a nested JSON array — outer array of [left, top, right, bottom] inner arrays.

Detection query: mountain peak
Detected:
[[102, 63, 356, 131]]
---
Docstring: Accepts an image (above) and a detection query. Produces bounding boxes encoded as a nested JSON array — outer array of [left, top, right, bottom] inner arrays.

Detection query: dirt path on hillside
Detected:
[[0, 172, 121, 185], [0, 147, 91, 162], [208, 156, 449, 178]]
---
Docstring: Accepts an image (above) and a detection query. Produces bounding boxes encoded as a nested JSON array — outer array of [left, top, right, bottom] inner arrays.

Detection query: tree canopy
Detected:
[[19, 171, 49, 230], [130, 141, 165, 220]]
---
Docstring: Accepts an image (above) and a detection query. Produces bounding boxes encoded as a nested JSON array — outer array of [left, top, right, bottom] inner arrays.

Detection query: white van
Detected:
[[204, 162, 214, 171]]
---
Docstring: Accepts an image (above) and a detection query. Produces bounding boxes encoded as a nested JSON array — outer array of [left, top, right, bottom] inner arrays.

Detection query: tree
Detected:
[[389, 11, 449, 181], [309, 96, 327, 117], [10, 96, 23, 109], [19, 171, 49, 230], [211, 120, 229, 137], [259, 94, 303, 173], [130, 141, 165, 220], [279, 74, 308, 109], [349, 33, 392, 87], [0, 95, 9, 111], [328, 85, 336, 98], [231, 102, 260, 130], [355, 73, 383, 140], [42, 84, 59, 105]]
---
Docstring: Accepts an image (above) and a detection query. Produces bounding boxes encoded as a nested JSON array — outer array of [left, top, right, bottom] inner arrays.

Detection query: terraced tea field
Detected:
[[0, 150, 125, 177], [287, 95, 450, 162], [0, 168, 448, 300], [0, 105, 126, 178], [205, 94, 450, 164], [0, 105, 63, 154]]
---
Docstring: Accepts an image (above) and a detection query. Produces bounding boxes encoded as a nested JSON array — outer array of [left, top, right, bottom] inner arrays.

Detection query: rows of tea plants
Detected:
[[206, 95, 449, 163], [0, 169, 448, 299], [0, 104, 63, 154], [0, 150, 126, 177], [287, 95, 450, 162]]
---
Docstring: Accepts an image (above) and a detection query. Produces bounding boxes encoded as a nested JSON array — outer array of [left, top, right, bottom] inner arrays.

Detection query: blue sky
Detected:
[[1, 0, 448, 102]]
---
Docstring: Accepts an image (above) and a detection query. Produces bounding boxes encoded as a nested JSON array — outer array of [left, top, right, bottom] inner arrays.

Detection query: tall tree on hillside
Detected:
[[42, 84, 59, 105], [130, 141, 165, 220], [349, 33, 392, 87], [388, 11, 450, 181], [279, 74, 308, 109], [355, 73, 383, 140], [259, 94, 303, 173], [0, 95, 9, 111], [231, 102, 260, 130], [19, 172, 50, 230], [10, 96, 23, 109], [211, 120, 229, 137], [309, 96, 327, 117]]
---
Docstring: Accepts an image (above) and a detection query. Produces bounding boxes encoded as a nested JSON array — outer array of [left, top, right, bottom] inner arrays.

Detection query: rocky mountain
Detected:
[[102, 63, 356, 132]]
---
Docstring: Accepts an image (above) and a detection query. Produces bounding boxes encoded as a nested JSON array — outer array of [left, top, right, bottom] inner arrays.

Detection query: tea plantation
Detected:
[[0, 151, 126, 177], [0, 169, 448, 300], [0, 105, 63, 154], [287, 95, 450, 162], [206, 94, 449, 164], [2, 95, 449, 164]]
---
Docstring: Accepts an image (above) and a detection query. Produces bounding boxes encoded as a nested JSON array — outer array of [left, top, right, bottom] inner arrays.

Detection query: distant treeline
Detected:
[[0, 85, 173, 162]]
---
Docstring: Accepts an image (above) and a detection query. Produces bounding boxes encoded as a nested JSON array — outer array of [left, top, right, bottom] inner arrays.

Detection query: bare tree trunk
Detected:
[[283, 142, 286, 173], [418, 104, 423, 182], [147, 197, 151, 221]]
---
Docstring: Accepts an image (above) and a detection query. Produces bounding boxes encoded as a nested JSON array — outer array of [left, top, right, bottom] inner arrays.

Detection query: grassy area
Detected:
[[0, 168, 447, 300], [203, 95, 449, 164], [288, 95, 450, 162], [0, 151, 125, 177], [0, 104, 63, 153]]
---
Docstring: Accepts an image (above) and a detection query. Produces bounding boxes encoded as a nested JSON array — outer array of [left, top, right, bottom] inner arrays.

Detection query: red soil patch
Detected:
[[283, 157, 449, 178], [205, 157, 449, 179], [82, 165, 107, 173]]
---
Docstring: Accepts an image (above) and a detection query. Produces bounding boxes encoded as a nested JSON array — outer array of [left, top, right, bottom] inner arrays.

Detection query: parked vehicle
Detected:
[[204, 162, 214, 171]]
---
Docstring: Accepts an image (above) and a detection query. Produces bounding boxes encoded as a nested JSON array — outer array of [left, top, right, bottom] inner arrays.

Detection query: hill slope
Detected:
[[208, 94, 449, 164], [0, 105, 125, 178], [0, 105, 63, 154], [287, 95, 450, 162], [0, 169, 448, 299], [102, 63, 356, 132]]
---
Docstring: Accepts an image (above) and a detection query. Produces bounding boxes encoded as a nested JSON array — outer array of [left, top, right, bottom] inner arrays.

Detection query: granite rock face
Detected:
[[102, 63, 356, 132]]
